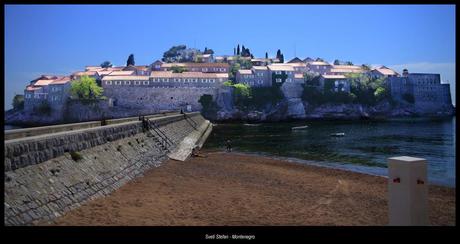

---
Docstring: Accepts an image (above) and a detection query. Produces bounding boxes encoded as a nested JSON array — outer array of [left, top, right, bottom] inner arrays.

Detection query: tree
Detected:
[[234, 48, 236, 55], [100, 61, 113, 68], [198, 94, 219, 118], [70, 75, 104, 101], [12, 94, 24, 110], [279, 54, 284, 63], [265, 52, 268, 59], [237, 44, 240, 55], [345, 61, 353, 65], [171, 65, 188, 73], [334, 59, 341, 65], [162, 45, 187, 62], [126, 54, 135, 66], [361, 64, 371, 71], [204, 48, 214, 55], [276, 49, 281, 59]]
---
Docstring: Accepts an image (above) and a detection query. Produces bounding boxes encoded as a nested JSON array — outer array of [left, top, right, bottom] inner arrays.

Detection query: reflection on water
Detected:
[[204, 117, 456, 187]]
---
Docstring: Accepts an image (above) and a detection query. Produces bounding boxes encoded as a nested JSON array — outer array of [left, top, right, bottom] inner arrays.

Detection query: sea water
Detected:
[[203, 117, 456, 187]]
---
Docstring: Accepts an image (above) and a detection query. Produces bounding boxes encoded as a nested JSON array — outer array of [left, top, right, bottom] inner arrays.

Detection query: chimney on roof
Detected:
[[402, 69, 409, 77]]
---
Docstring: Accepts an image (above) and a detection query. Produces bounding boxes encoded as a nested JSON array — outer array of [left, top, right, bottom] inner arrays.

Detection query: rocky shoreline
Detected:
[[5, 99, 455, 127]]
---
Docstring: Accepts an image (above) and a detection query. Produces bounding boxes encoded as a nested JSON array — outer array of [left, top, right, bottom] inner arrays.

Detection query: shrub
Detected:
[[12, 95, 24, 110], [170, 65, 188, 73], [70, 151, 83, 161]]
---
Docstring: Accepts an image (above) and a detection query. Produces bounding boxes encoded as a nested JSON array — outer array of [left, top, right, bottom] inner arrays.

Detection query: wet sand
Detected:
[[47, 150, 455, 226]]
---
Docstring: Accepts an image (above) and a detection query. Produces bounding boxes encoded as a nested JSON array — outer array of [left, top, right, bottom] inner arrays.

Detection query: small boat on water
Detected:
[[244, 123, 261, 126], [330, 132, 345, 137], [291, 125, 309, 130]]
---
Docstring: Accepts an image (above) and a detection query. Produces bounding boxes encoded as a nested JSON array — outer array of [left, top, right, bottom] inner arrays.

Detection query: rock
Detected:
[[286, 98, 306, 119]]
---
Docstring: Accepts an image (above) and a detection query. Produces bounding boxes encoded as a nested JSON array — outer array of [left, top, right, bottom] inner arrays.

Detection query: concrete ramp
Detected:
[[168, 120, 212, 161]]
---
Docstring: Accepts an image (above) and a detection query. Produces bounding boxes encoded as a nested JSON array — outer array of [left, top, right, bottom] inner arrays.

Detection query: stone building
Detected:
[[306, 61, 333, 75], [151, 62, 229, 73], [328, 65, 365, 76], [101, 71, 229, 112], [369, 66, 399, 79], [319, 75, 351, 93], [24, 75, 72, 112], [388, 69, 453, 112]]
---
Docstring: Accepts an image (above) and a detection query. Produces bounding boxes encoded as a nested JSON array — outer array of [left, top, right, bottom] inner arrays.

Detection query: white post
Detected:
[[388, 156, 429, 226]]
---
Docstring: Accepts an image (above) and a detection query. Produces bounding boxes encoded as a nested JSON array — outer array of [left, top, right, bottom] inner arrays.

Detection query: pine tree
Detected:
[[265, 52, 268, 59], [276, 49, 281, 59], [234, 48, 236, 55], [237, 45, 240, 55]]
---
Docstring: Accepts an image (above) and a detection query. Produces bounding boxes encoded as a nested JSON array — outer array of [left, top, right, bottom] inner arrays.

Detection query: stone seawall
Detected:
[[4, 112, 211, 226]]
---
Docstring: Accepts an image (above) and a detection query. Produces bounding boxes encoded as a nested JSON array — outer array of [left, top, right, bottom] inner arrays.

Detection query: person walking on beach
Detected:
[[226, 139, 232, 152]]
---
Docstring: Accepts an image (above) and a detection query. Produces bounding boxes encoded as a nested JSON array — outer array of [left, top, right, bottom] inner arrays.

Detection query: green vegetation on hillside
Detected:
[[198, 94, 220, 118], [224, 77, 285, 111], [301, 73, 389, 106]]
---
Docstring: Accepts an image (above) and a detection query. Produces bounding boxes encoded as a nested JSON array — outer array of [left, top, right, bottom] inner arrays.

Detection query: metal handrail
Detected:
[[148, 120, 174, 147]]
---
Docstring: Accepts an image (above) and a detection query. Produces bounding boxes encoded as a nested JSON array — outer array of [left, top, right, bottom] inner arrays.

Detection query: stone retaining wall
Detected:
[[4, 112, 208, 226]]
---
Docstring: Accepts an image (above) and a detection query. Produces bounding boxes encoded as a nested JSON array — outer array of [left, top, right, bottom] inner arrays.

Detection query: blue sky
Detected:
[[4, 4, 456, 109]]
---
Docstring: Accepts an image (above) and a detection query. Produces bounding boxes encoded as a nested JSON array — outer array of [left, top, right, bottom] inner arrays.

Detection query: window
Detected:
[[124, 81, 130, 85], [134, 81, 140, 85], [106, 81, 112, 85], [276, 71, 281, 75], [115, 81, 122, 85], [287, 78, 292, 82], [162, 78, 168, 82], [143, 81, 149, 85], [210, 79, 215, 83], [276, 78, 282, 83]]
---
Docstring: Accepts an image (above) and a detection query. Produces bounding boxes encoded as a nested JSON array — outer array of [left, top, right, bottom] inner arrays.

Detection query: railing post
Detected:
[[388, 156, 429, 226]]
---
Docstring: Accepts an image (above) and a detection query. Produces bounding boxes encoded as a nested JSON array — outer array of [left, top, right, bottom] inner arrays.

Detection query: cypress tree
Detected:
[[265, 52, 268, 59], [237, 45, 240, 55], [127, 54, 135, 66]]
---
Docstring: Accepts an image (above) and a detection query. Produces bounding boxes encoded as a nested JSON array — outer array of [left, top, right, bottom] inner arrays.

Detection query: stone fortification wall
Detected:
[[4, 112, 210, 225]]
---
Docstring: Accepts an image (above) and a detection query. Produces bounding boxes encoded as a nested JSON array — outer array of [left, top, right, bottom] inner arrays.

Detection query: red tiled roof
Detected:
[[34, 79, 55, 86], [50, 76, 71, 85]]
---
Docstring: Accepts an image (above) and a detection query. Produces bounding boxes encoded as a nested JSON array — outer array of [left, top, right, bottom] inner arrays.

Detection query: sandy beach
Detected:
[[47, 150, 455, 226]]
